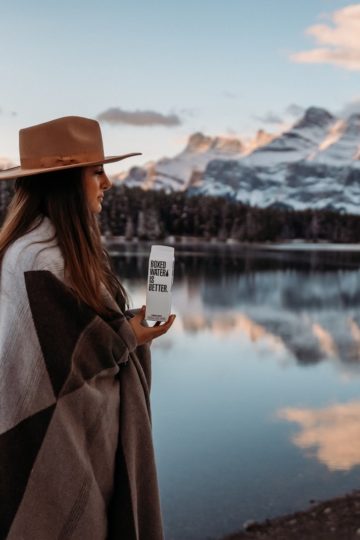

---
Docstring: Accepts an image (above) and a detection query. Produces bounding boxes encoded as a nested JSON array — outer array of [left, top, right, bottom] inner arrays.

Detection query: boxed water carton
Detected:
[[145, 245, 174, 322]]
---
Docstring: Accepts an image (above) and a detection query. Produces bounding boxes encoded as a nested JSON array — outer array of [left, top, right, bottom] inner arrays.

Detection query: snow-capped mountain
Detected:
[[114, 130, 274, 191], [116, 106, 360, 214]]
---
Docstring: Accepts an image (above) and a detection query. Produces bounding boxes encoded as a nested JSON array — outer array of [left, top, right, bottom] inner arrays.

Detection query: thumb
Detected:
[[131, 306, 145, 320]]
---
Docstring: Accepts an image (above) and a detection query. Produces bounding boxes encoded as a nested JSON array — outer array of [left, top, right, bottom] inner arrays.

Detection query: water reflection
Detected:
[[109, 244, 360, 540], [176, 308, 360, 373], [112, 245, 360, 375], [278, 400, 360, 471]]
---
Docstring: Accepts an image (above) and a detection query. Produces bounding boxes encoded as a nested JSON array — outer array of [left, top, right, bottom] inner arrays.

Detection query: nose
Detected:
[[102, 173, 112, 191]]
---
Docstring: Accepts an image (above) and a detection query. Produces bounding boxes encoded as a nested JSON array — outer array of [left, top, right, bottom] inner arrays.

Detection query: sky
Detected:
[[1, 0, 360, 174]]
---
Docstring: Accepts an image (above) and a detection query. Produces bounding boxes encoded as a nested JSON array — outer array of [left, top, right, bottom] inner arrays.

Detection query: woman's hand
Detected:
[[128, 306, 176, 346]]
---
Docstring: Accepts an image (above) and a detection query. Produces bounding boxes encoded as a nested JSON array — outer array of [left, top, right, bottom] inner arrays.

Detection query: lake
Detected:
[[109, 242, 360, 540]]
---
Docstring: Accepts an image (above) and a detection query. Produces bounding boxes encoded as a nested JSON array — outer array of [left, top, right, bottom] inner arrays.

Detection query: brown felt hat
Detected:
[[0, 115, 142, 180]]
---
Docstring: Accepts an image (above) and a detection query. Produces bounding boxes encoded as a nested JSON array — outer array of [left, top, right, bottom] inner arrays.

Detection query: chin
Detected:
[[93, 201, 102, 213]]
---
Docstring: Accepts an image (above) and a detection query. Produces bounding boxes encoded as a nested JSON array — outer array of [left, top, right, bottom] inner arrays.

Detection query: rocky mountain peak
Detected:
[[254, 129, 275, 146], [185, 132, 213, 153], [294, 107, 335, 130], [210, 136, 243, 154], [185, 132, 243, 154], [0, 157, 14, 170]]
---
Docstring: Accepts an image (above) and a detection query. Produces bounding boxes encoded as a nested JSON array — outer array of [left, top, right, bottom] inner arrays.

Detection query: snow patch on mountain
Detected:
[[310, 114, 360, 165]]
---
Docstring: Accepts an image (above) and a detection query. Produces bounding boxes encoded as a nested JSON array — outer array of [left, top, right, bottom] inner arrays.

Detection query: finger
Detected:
[[134, 306, 146, 319], [148, 313, 175, 328], [151, 315, 176, 336], [155, 313, 176, 325], [163, 314, 176, 327], [149, 326, 167, 339], [165, 315, 176, 329], [158, 314, 176, 328]]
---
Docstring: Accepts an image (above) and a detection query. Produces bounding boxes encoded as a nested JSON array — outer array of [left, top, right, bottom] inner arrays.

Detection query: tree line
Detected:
[[99, 186, 360, 243], [1, 182, 360, 243]]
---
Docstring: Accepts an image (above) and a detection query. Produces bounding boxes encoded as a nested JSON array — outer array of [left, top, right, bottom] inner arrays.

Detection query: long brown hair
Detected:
[[0, 167, 129, 317]]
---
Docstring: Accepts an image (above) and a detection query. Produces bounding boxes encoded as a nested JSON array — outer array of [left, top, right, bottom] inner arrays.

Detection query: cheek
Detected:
[[90, 179, 99, 196], [84, 176, 99, 199]]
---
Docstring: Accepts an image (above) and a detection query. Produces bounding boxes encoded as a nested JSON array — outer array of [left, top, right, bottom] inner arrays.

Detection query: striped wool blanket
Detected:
[[0, 214, 164, 540]]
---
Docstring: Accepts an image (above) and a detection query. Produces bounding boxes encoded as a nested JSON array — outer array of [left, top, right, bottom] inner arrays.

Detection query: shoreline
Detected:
[[220, 490, 360, 540], [102, 235, 360, 252]]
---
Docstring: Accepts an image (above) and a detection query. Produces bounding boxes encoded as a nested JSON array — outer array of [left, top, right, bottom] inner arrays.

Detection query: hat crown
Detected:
[[19, 116, 105, 170]]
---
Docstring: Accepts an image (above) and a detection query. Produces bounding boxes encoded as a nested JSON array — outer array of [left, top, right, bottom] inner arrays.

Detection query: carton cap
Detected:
[[150, 245, 174, 256]]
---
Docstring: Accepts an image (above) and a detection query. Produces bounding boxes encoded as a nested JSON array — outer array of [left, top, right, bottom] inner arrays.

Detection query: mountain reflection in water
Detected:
[[112, 245, 360, 372]]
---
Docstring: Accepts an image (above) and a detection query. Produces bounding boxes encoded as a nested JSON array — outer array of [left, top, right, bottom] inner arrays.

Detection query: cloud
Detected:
[[290, 4, 360, 70], [278, 400, 360, 471], [97, 107, 182, 127], [0, 108, 17, 117], [253, 111, 284, 124], [286, 104, 305, 118]]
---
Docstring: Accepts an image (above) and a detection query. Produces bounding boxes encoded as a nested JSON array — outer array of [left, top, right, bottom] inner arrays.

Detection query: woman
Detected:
[[0, 116, 175, 540]]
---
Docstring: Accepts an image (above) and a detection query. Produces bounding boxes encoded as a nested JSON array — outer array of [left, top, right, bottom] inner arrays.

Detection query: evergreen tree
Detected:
[[137, 210, 147, 240], [124, 216, 135, 240]]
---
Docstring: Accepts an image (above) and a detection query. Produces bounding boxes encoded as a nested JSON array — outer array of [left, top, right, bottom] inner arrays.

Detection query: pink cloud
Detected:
[[278, 400, 360, 471], [290, 4, 360, 71]]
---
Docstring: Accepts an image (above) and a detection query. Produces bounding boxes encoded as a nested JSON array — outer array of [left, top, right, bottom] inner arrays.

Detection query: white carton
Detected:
[[145, 245, 174, 322]]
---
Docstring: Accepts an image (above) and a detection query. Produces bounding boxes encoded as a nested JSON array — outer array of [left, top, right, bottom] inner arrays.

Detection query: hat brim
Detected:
[[0, 152, 142, 180]]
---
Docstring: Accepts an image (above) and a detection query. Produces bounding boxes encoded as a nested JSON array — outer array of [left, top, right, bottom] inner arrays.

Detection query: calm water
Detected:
[[110, 243, 360, 540]]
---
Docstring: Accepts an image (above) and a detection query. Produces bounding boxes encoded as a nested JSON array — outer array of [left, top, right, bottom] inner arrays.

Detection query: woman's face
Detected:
[[82, 164, 112, 213]]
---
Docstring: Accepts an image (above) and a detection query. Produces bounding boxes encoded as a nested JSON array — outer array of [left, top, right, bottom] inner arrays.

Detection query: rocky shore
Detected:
[[220, 490, 360, 540]]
